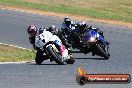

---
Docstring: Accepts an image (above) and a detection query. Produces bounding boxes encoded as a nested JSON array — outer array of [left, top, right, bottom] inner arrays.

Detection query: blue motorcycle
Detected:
[[61, 26, 110, 59], [82, 29, 110, 59]]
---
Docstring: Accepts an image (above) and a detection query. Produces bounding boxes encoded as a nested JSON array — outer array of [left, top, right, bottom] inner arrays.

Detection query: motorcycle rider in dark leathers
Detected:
[[74, 21, 110, 57], [76, 21, 103, 37], [61, 17, 75, 34], [61, 17, 105, 39], [61, 17, 77, 47], [61, 17, 110, 47], [75, 21, 110, 45], [61, 16, 108, 37]]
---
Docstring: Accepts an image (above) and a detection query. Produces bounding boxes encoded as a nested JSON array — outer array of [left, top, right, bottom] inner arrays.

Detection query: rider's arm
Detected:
[[29, 37, 35, 45], [35, 34, 45, 49], [61, 23, 65, 30]]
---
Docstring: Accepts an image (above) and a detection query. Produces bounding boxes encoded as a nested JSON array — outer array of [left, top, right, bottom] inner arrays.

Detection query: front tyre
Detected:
[[65, 55, 75, 64], [96, 44, 110, 59], [46, 46, 65, 65]]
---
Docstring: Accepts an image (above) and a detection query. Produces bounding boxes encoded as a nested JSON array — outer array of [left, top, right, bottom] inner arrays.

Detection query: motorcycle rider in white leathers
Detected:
[[28, 25, 69, 60], [35, 29, 70, 60]]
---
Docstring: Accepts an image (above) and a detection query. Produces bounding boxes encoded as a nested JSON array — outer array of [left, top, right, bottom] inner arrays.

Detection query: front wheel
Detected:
[[46, 46, 65, 65], [96, 44, 110, 59], [65, 55, 75, 64]]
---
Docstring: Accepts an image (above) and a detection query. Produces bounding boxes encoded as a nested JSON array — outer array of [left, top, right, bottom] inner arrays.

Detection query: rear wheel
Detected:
[[46, 46, 65, 65], [35, 51, 45, 65]]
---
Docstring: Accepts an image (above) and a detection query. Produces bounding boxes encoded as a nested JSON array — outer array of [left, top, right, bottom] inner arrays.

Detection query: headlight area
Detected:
[[89, 37, 96, 42]]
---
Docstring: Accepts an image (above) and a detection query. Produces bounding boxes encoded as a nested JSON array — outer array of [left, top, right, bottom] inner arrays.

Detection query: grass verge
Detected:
[[0, 44, 35, 62], [0, 0, 132, 23]]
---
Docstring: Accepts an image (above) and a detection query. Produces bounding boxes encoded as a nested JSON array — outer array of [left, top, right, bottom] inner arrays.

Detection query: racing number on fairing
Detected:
[[54, 39, 61, 46], [38, 36, 41, 40]]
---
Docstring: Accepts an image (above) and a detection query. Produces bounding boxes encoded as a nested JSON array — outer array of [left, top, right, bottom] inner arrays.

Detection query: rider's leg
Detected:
[[52, 35, 69, 60]]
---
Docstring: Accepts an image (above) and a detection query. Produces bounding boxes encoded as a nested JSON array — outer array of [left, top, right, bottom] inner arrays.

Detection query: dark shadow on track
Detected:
[[71, 51, 82, 53], [29, 63, 66, 65], [75, 57, 107, 60]]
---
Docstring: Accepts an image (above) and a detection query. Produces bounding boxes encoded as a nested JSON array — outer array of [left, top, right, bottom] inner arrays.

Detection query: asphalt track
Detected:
[[0, 9, 132, 88]]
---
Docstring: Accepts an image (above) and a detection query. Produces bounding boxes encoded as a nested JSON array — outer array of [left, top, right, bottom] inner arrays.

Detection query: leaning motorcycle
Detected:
[[65, 28, 110, 59], [81, 29, 110, 59], [35, 31, 75, 65]]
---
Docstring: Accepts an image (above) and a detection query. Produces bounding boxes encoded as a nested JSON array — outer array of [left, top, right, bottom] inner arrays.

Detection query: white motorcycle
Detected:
[[35, 31, 75, 65]]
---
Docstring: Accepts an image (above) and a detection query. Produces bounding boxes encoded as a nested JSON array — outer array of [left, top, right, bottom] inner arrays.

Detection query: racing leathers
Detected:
[[53, 30, 71, 48], [61, 21, 75, 34], [87, 26, 104, 38], [76, 25, 109, 45], [28, 27, 46, 50], [29, 36, 36, 49], [84, 26, 109, 45]]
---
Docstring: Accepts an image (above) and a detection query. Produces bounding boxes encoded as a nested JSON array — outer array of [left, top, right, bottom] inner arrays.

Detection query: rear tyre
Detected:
[[46, 46, 65, 65], [35, 52, 44, 65]]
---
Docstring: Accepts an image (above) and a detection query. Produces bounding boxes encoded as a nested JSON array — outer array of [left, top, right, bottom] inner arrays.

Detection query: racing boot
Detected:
[[106, 41, 110, 45], [92, 52, 95, 56], [63, 39, 71, 48]]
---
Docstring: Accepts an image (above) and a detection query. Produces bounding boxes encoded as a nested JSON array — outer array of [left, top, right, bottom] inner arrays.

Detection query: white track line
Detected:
[[0, 43, 33, 64], [0, 60, 51, 64], [0, 43, 51, 64], [0, 43, 32, 51], [0, 7, 43, 16], [0, 61, 33, 64]]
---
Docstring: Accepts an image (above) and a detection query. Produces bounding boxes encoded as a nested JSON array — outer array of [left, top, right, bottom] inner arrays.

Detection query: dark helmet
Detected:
[[77, 21, 86, 30], [27, 25, 37, 36], [47, 25, 58, 34], [64, 17, 71, 26]]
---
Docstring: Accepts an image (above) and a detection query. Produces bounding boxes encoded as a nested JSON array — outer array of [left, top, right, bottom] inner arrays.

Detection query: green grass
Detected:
[[0, 0, 132, 22], [0, 44, 35, 62]]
